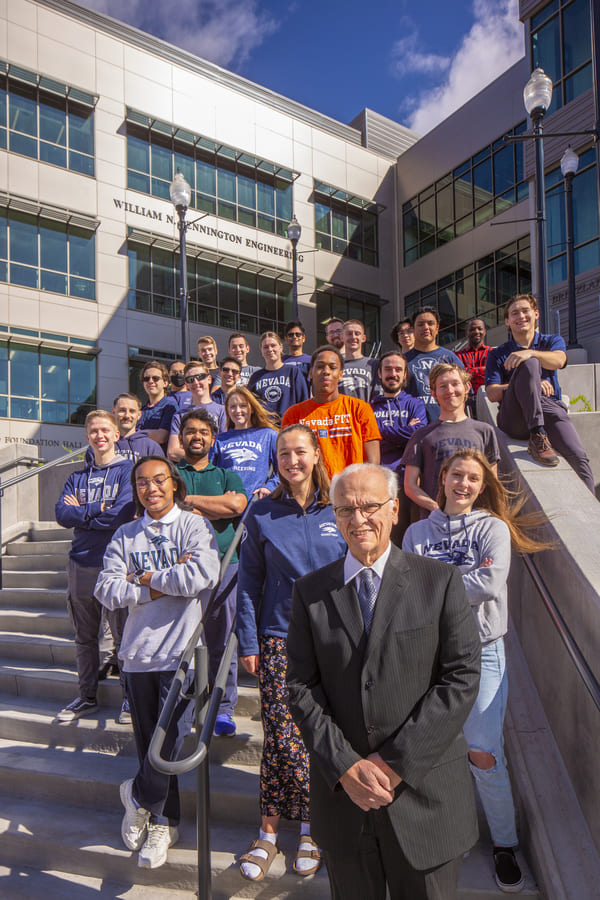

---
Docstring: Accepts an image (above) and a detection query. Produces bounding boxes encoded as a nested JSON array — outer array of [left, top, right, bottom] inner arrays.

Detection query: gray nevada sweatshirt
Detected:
[[95, 505, 220, 672], [403, 508, 511, 645]]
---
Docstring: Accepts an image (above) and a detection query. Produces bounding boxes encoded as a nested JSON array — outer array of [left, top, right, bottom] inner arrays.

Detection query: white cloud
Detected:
[[391, 21, 451, 78], [400, 0, 525, 135], [80, 0, 278, 69]]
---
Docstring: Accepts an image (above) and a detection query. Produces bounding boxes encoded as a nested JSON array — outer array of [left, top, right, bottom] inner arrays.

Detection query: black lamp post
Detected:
[[523, 67, 553, 334], [169, 170, 192, 360], [287, 215, 301, 319], [560, 146, 582, 348]]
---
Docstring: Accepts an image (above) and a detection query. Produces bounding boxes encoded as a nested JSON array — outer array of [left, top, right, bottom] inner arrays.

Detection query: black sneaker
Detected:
[[493, 846, 524, 893], [56, 696, 99, 722]]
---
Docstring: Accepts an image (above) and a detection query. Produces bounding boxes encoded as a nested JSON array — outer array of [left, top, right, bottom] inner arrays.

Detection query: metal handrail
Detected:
[[0, 455, 47, 475], [0, 445, 86, 494], [523, 554, 600, 713]]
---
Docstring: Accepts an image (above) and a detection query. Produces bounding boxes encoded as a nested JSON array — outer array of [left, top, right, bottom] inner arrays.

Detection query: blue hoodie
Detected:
[[55, 456, 136, 567], [213, 426, 279, 495], [236, 492, 346, 656], [370, 391, 427, 472]]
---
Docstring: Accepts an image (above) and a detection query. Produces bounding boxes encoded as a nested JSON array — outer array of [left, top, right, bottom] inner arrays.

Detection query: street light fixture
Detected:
[[560, 146, 582, 348], [523, 67, 553, 334], [287, 215, 301, 319], [169, 169, 192, 360]]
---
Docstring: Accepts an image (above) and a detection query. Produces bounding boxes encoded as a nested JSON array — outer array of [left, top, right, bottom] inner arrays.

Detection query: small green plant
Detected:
[[569, 394, 593, 413]]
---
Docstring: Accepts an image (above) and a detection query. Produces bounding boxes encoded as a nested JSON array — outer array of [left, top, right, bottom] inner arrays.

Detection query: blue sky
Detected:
[[79, 0, 525, 135]]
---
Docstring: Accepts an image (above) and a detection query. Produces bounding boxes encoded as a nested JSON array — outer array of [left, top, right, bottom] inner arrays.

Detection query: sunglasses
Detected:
[[142, 375, 163, 383], [221, 366, 240, 375], [185, 373, 210, 384]]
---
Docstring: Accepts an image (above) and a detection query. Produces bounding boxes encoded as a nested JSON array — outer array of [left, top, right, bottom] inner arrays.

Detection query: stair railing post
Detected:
[[195, 643, 211, 900]]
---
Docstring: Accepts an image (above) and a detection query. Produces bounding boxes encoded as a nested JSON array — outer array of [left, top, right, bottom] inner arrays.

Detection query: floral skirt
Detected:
[[258, 635, 310, 821]]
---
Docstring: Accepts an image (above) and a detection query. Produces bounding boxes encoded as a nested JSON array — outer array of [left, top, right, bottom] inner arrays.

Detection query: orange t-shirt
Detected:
[[282, 395, 381, 477]]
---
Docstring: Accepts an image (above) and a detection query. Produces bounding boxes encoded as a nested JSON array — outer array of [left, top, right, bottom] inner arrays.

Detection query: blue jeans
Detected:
[[463, 637, 518, 847]]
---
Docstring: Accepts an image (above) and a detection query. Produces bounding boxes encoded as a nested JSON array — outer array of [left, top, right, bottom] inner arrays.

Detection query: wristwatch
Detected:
[[133, 569, 144, 586]]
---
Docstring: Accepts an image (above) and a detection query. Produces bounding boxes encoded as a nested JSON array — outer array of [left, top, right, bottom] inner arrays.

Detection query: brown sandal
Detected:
[[239, 838, 279, 881], [293, 834, 322, 876]]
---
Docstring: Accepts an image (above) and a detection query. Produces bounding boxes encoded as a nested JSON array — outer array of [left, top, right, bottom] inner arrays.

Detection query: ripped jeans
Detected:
[[463, 637, 518, 847]]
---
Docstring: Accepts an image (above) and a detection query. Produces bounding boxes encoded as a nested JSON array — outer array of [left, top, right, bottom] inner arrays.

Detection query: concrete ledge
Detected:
[[477, 387, 600, 864], [505, 629, 600, 900]]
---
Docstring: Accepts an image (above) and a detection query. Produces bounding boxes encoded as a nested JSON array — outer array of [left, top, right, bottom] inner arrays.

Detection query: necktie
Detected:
[[358, 567, 377, 634]]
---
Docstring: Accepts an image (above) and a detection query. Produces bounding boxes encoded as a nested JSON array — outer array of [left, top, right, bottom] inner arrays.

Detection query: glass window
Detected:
[[40, 220, 68, 273], [563, 0, 590, 73], [10, 343, 39, 398], [39, 95, 66, 146], [403, 121, 527, 266], [10, 212, 38, 266], [5, 69, 95, 175], [70, 353, 96, 405], [41, 347, 68, 402]]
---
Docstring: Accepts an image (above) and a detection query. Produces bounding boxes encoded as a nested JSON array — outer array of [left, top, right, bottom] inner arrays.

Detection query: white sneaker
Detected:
[[138, 823, 179, 869], [119, 778, 150, 851]]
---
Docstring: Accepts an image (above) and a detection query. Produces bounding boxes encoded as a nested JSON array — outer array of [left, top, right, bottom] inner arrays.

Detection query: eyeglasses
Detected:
[[142, 375, 163, 383], [220, 366, 240, 375], [333, 499, 393, 519], [185, 373, 210, 384], [287, 332, 304, 338], [135, 474, 172, 489]]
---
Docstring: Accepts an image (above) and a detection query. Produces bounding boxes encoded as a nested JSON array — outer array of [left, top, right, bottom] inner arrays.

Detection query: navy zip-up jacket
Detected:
[[236, 492, 346, 656], [55, 456, 136, 567]]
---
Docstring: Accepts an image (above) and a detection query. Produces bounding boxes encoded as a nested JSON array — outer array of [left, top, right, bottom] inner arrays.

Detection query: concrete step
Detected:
[[0, 588, 67, 609], [0, 607, 73, 637], [0, 660, 261, 716], [5, 538, 71, 556], [1, 570, 67, 588], [0, 866, 198, 900], [0, 694, 264, 767], [0, 736, 259, 825], [0, 796, 331, 897], [2, 554, 68, 571], [0, 791, 539, 898], [0, 632, 74, 666], [29, 524, 73, 542]]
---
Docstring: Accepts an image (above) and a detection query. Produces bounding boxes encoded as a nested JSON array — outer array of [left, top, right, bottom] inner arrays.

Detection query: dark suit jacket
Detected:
[[287, 544, 481, 870]]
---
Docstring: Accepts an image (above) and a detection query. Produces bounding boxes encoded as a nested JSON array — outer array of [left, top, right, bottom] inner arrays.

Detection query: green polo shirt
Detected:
[[177, 460, 247, 561]]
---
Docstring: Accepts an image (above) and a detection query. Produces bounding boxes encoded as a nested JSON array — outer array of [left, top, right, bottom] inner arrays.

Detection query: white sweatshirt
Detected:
[[403, 508, 511, 645], [95, 505, 220, 672]]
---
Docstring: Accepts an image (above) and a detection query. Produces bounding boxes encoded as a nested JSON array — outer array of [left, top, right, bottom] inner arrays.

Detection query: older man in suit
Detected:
[[287, 463, 481, 899]]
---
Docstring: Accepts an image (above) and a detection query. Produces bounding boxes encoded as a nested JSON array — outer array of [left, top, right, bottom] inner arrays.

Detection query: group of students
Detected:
[[52, 292, 591, 887]]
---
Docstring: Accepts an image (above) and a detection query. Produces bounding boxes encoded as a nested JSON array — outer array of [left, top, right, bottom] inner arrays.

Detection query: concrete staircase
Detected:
[[0, 524, 541, 898]]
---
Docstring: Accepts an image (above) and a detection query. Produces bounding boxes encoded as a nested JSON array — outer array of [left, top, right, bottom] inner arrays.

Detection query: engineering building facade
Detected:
[[0, 0, 598, 454]]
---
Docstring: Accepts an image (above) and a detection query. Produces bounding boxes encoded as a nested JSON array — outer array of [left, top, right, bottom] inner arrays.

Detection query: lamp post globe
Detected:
[[169, 170, 192, 210], [523, 67, 553, 118], [170, 169, 192, 360], [560, 146, 579, 178], [287, 215, 301, 319]]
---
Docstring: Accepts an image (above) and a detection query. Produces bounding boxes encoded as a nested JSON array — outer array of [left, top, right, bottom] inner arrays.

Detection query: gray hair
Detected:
[[330, 464, 398, 507]]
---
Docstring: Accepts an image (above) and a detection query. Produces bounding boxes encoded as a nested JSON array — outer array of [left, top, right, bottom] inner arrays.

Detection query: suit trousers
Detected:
[[323, 807, 462, 900]]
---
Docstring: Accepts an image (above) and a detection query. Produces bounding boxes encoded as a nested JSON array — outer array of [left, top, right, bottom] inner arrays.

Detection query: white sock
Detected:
[[296, 821, 319, 872], [241, 828, 276, 880]]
